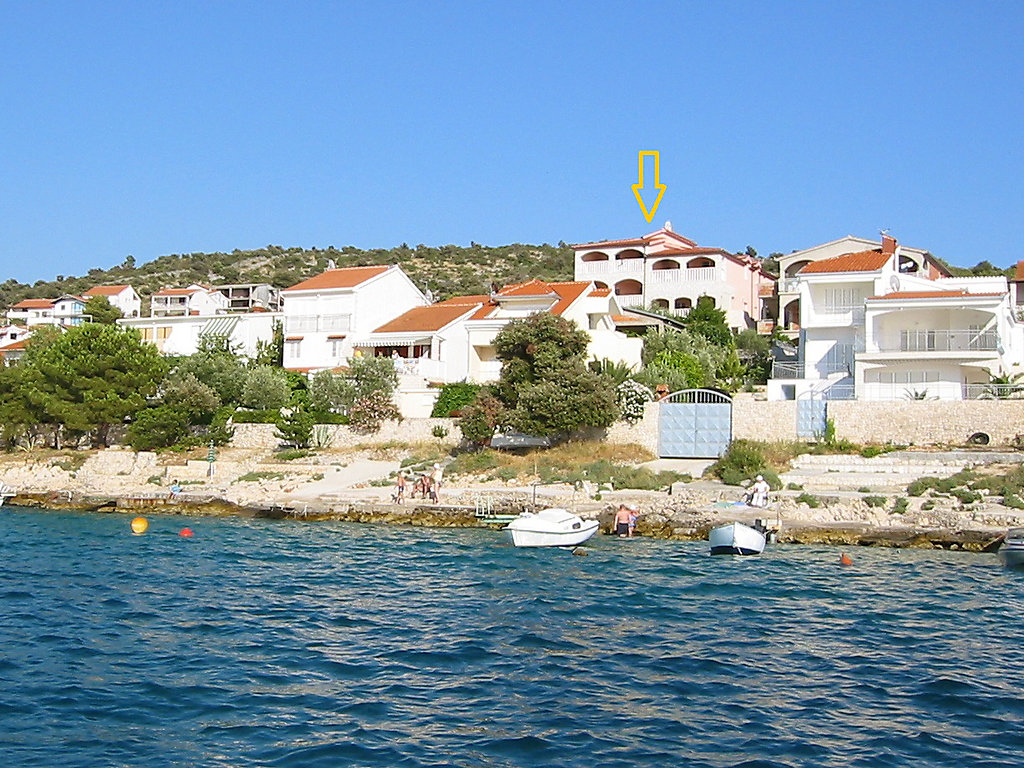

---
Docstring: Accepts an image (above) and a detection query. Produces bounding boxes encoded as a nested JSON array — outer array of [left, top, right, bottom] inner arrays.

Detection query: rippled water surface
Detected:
[[3, 506, 1024, 767]]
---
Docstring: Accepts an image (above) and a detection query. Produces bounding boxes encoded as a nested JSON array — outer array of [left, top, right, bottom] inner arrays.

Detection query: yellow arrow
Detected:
[[631, 150, 666, 223]]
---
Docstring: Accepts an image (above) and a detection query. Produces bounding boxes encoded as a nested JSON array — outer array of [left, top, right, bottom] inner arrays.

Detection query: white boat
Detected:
[[0, 482, 14, 506], [998, 527, 1024, 567], [709, 521, 766, 556], [504, 508, 599, 548]]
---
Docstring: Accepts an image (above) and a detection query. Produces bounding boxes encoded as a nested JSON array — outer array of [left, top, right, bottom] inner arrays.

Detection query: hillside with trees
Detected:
[[0, 242, 575, 311]]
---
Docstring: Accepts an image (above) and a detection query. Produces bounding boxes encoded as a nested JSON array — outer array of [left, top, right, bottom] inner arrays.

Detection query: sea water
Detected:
[[1, 506, 1023, 767]]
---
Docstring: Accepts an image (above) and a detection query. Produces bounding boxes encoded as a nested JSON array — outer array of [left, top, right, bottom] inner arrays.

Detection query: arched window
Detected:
[[615, 248, 644, 260], [581, 251, 608, 262], [686, 257, 715, 269], [898, 255, 920, 274], [652, 259, 681, 270], [674, 297, 692, 310], [651, 298, 669, 310], [594, 281, 608, 289], [614, 279, 642, 296], [787, 260, 812, 277]]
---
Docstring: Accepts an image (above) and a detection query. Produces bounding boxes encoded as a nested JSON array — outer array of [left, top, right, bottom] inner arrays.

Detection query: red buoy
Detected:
[[179, 527, 194, 538], [839, 552, 853, 566]]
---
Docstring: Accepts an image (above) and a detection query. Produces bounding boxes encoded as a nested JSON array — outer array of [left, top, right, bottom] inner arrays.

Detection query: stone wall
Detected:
[[230, 418, 461, 451], [731, 395, 798, 443], [828, 400, 1024, 446], [602, 402, 660, 455]]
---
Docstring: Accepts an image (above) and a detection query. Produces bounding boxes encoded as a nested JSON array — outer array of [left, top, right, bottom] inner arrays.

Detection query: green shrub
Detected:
[[275, 448, 312, 461], [708, 440, 766, 486], [1005, 494, 1024, 509], [862, 495, 886, 508], [786, 482, 804, 491], [953, 488, 981, 504], [431, 382, 480, 417], [432, 425, 450, 439], [796, 492, 820, 508], [349, 391, 401, 433], [459, 391, 505, 445], [233, 408, 281, 424], [907, 477, 940, 496], [128, 405, 190, 450], [857, 486, 873, 494], [921, 500, 935, 510], [892, 497, 909, 515], [235, 471, 285, 483], [860, 445, 883, 458]]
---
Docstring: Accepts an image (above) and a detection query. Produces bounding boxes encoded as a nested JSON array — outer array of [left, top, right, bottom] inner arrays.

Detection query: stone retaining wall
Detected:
[[229, 419, 461, 451], [828, 400, 1024, 447]]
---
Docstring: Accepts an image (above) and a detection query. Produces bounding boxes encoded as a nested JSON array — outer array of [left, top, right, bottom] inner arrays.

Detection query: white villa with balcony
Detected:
[[7, 295, 89, 327], [767, 235, 1024, 401], [151, 284, 227, 317], [280, 265, 428, 372], [352, 279, 643, 387], [572, 223, 775, 331], [83, 285, 142, 318]]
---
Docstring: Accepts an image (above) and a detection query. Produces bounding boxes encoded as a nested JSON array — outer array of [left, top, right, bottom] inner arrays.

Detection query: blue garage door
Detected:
[[658, 389, 732, 458]]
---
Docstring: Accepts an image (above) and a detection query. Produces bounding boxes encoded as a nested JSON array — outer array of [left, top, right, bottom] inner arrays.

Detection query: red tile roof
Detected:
[[1014, 261, 1024, 281], [496, 280, 591, 315], [590, 287, 611, 297], [11, 298, 55, 309], [83, 285, 129, 296], [154, 287, 201, 296], [867, 290, 1006, 301], [573, 237, 648, 250], [435, 294, 492, 306], [282, 265, 390, 292], [799, 250, 891, 274], [374, 303, 480, 333]]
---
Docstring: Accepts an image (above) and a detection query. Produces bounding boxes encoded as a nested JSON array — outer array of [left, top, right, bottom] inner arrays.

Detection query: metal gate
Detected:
[[796, 392, 827, 439], [658, 389, 732, 458]]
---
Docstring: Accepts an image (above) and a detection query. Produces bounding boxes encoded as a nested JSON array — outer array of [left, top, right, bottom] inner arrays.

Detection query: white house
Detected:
[[767, 235, 1023, 401], [6, 296, 88, 327], [119, 312, 282, 358], [83, 285, 142, 318], [151, 284, 228, 317], [280, 265, 428, 372], [572, 223, 775, 331], [353, 278, 644, 385], [0, 325, 34, 363]]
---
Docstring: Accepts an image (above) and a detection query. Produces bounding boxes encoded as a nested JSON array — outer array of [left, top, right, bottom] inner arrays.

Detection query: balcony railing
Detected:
[[577, 259, 643, 275], [876, 329, 999, 353], [615, 294, 644, 308], [284, 314, 352, 333], [771, 361, 804, 379], [649, 266, 717, 283], [778, 278, 801, 293]]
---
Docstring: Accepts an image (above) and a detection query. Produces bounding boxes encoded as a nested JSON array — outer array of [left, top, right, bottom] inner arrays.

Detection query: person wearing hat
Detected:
[[750, 474, 770, 508]]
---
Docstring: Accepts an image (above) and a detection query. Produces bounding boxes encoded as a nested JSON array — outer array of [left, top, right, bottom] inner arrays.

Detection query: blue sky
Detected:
[[2, 1, 1023, 283]]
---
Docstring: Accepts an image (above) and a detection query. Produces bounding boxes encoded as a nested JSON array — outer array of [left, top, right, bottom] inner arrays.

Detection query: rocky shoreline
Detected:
[[7, 488, 1009, 553]]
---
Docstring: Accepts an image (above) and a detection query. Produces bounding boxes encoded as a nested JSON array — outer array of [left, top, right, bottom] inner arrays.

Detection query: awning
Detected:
[[199, 316, 239, 338], [351, 334, 432, 347]]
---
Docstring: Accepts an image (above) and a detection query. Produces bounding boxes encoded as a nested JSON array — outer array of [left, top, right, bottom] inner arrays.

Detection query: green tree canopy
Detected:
[[681, 296, 733, 347], [23, 324, 167, 445], [84, 295, 123, 325], [490, 312, 618, 437]]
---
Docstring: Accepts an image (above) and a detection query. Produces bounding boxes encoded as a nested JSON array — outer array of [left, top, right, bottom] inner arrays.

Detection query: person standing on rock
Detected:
[[395, 472, 406, 504], [614, 504, 632, 537], [627, 503, 639, 537], [430, 463, 443, 503]]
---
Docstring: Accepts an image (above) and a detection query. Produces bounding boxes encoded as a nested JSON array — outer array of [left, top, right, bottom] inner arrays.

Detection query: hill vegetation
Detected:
[[0, 242, 575, 311]]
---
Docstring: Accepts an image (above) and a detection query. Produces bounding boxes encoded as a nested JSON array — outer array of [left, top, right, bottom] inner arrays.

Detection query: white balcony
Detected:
[[873, 329, 999, 354], [578, 259, 644, 276], [649, 266, 717, 284], [615, 294, 645, 308], [285, 314, 351, 333], [778, 278, 801, 293]]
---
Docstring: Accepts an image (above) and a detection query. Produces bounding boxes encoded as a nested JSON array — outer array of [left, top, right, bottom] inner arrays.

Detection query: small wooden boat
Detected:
[[998, 527, 1024, 568], [709, 521, 766, 556]]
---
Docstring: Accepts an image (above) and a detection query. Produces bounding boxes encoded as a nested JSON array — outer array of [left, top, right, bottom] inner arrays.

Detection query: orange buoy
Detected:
[[179, 527, 194, 538], [839, 552, 853, 566], [130, 516, 149, 535]]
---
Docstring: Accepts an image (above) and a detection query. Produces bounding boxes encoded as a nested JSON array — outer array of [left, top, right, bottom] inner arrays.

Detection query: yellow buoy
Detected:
[[130, 516, 149, 535]]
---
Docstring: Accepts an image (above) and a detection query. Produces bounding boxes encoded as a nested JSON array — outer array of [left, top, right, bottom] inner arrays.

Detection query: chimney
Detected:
[[881, 234, 897, 256]]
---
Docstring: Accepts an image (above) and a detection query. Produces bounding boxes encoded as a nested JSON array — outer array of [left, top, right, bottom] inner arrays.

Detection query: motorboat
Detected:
[[998, 527, 1024, 568], [504, 508, 599, 548], [709, 521, 766, 556], [0, 482, 14, 506]]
